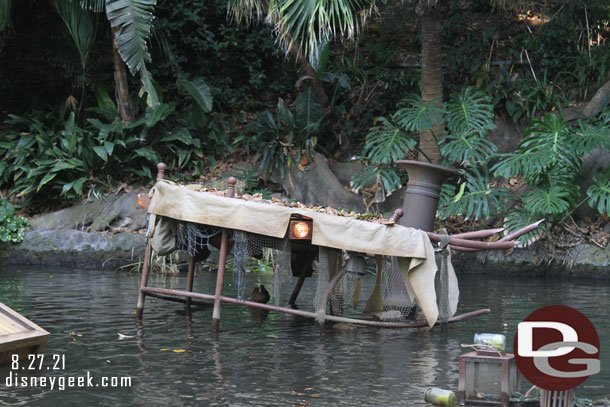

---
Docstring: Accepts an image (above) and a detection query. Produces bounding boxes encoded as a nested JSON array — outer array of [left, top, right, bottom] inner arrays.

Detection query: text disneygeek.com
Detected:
[[5, 372, 132, 391]]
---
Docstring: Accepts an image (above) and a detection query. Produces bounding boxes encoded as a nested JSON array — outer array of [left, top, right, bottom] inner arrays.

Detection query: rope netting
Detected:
[[176, 221, 453, 326]]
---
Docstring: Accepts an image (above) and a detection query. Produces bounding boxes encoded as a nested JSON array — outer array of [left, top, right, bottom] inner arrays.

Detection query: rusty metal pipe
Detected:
[[135, 241, 152, 319], [185, 257, 195, 309], [498, 219, 545, 242], [450, 227, 505, 239], [140, 286, 491, 328], [212, 229, 230, 330], [427, 233, 517, 250]]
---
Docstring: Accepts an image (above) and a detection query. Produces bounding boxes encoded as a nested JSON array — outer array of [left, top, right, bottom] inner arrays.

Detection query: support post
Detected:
[[135, 162, 166, 319], [211, 176, 237, 330], [136, 242, 152, 319], [185, 256, 195, 311]]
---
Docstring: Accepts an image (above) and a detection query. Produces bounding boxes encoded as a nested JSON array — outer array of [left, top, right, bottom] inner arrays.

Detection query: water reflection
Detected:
[[0, 267, 608, 406]]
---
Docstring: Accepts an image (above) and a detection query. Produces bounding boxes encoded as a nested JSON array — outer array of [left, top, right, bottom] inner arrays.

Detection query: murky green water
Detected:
[[0, 266, 608, 406]]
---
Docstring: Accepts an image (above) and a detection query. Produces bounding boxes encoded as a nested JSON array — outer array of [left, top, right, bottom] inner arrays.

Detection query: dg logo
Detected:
[[514, 305, 601, 391]]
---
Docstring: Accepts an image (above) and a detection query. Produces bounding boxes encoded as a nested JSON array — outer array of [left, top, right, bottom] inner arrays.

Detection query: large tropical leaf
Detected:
[[394, 95, 444, 133], [570, 122, 610, 156], [440, 130, 497, 166], [445, 87, 496, 136], [363, 117, 417, 164], [437, 168, 506, 220], [587, 168, 610, 216], [522, 185, 572, 216], [178, 77, 213, 113], [295, 86, 324, 137], [106, 0, 159, 107]]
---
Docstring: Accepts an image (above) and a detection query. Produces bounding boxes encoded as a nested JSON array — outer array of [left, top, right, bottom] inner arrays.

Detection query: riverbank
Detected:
[[1, 225, 609, 278], [1, 158, 608, 277]]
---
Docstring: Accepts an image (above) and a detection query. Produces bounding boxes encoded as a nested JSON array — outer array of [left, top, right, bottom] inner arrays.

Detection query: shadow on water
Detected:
[[0, 267, 608, 406]]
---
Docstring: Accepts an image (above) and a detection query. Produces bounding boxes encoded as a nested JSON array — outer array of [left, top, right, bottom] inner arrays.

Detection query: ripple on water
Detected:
[[0, 268, 608, 406]]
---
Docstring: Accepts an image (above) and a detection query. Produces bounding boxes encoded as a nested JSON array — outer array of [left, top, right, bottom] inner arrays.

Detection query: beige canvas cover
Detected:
[[148, 181, 456, 326]]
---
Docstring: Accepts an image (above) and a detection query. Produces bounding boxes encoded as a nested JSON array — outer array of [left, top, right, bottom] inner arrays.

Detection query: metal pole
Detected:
[[136, 242, 152, 319], [211, 229, 230, 330], [211, 176, 237, 331], [185, 256, 195, 310], [135, 162, 166, 319], [140, 286, 490, 328]]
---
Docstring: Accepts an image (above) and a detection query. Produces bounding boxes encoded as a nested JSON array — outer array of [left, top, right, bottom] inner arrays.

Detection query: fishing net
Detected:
[[176, 221, 221, 258], [176, 220, 454, 327], [231, 230, 292, 304]]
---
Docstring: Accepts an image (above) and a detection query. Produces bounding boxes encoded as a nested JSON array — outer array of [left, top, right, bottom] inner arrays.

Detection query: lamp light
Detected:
[[289, 220, 312, 240]]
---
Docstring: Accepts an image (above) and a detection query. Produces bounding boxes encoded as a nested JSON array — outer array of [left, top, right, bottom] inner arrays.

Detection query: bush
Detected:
[[0, 200, 28, 243]]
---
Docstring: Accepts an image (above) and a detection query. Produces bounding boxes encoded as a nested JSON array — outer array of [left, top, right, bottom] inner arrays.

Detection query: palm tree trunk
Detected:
[[111, 26, 134, 124], [418, 5, 444, 163]]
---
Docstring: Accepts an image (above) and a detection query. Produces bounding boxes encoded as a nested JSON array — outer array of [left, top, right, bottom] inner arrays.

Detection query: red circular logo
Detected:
[[514, 305, 600, 391]]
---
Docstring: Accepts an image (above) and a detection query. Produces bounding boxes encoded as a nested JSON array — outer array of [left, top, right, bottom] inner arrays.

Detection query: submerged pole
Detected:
[[185, 257, 195, 311], [136, 163, 167, 319], [211, 177, 238, 331]]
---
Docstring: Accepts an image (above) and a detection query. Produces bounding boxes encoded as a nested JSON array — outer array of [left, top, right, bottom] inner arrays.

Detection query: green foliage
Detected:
[[354, 86, 504, 220], [587, 168, 610, 216], [0, 199, 28, 243], [106, 0, 159, 107], [362, 117, 416, 164], [493, 111, 610, 228], [240, 90, 325, 180], [0, 78, 229, 202], [228, 0, 375, 65], [438, 168, 507, 220]]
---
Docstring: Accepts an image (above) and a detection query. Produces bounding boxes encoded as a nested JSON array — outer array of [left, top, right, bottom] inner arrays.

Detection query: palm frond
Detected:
[[363, 117, 417, 164], [53, 0, 97, 69], [106, 0, 159, 107], [227, 0, 267, 25], [445, 87, 496, 136], [587, 168, 610, 216], [79, 0, 105, 12], [295, 86, 324, 137], [440, 131, 497, 166], [0, 0, 11, 30], [394, 95, 444, 133]]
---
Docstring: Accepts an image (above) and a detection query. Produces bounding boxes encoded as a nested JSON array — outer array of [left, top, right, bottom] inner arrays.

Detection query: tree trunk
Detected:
[[111, 26, 135, 124], [418, 6, 444, 163]]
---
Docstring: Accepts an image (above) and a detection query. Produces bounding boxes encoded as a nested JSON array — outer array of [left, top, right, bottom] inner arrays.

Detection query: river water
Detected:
[[0, 266, 608, 406]]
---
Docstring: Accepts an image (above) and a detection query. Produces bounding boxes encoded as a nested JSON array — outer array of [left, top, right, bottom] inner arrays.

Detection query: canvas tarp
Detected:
[[148, 181, 455, 327]]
